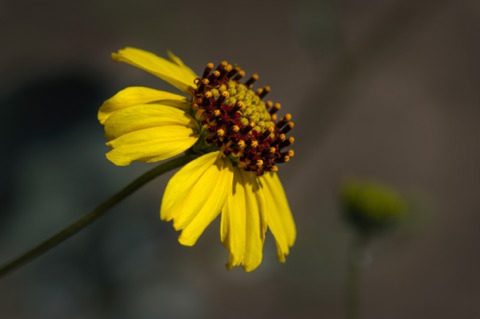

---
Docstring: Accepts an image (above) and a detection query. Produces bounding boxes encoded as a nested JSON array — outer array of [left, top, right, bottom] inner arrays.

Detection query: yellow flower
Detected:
[[98, 48, 296, 271]]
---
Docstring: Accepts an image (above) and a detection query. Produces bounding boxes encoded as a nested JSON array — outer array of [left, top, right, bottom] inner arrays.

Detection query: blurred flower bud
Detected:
[[340, 179, 406, 235]]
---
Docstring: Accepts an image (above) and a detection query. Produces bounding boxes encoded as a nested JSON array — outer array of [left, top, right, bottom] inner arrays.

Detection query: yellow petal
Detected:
[[160, 152, 233, 246], [98, 86, 189, 124], [224, 169, 266, 272], [221, 170, 248, 269], [112, 47, 198, 94], [106, 126, 198, 166], [260, 172, 296, 263], [103, 104, 198, 140]]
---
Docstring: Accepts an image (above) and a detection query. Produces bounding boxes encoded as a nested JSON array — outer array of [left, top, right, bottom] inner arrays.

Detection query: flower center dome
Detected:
[[190, 62, 294, 176]]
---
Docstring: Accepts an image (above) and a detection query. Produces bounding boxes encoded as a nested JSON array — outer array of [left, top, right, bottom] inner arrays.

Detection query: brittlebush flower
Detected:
[[98, 48, 296, 271]]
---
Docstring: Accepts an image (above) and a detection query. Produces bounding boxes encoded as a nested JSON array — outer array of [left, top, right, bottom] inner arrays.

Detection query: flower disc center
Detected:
[[191, 62, 294, 175]]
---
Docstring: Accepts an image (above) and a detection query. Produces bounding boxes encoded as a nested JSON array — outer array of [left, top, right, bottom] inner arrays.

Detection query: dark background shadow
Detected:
[[1, 0, 479, 318]]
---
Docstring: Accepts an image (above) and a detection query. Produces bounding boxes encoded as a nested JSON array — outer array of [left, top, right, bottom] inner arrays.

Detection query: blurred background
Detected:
[[1, 0, 479, 318]]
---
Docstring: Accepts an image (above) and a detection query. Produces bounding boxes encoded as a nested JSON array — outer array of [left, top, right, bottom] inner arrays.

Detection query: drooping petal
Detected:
[[260, 172, 296, 263], [160, 152, 233, 246], [103, 104, 198, 140], [243, 172, 267, 271], [221, 170, 247, 269], [112, 47, 198, 94], [98, 86, 189, 124], [221, 169, 267, 272]]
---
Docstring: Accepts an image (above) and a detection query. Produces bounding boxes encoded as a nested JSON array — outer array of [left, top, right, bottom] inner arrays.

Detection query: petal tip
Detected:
[[111, 52, 120, 62], [106, 151, 131, 166], [243, 263, 260, 272], [178, 234, 196, 247], [159, 210, 172, 222]]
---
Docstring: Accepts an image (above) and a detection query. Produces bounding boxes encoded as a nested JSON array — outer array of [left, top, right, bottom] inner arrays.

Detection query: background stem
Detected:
[[346, 233, 369, 319], [0, 154, 198, 279]]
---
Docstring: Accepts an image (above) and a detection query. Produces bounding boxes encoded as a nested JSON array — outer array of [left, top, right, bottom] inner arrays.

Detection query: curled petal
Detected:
[[260, 173, 296, 263], [98, 86, 189, 124], [167, 50, 191, 70], [221, 169, 266, 272], [112, 47, 197, 94], [161, 152, 233, 246]]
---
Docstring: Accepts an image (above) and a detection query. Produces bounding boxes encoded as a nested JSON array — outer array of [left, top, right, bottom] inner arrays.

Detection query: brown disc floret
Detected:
[[190, 61, 294, 176]]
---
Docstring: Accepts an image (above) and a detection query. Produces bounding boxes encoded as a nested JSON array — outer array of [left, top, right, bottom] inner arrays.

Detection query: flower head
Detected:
[[340, 179, 406, 235], [99, 47, 296, 271]]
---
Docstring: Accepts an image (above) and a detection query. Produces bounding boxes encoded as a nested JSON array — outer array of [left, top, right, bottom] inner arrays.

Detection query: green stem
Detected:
[[0, 154, 198, 279], [346, 233, 369, 319]]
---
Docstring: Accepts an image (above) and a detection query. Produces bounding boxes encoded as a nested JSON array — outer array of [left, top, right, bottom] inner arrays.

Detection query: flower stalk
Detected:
[[0, 154, 198, 279], [346, 233, 369, 319]]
